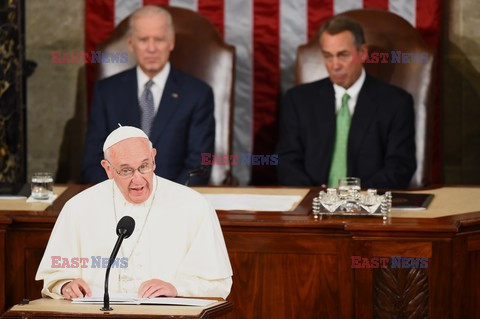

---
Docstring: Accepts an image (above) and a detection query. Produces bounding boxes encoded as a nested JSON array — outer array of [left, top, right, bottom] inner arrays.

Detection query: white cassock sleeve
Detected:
[[35, 200, 82, 299], [35, 178, 233, 299], [171, 203, 232, 298]]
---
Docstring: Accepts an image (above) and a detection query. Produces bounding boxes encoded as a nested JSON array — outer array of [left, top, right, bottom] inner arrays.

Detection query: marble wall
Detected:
[[443, 0, 480, 183], [26, 0, 86, 182], [24, 0, 480, 185]]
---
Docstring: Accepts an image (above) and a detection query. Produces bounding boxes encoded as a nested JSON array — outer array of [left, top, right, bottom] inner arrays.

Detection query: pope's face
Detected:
[[128, 13, 175, 78], [320, 30, 366, 89], [101, 138, 156, 204]]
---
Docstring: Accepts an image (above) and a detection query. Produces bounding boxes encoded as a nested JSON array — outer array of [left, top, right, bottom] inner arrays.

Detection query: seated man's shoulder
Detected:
[[288, 78, 331, 96], [95, 68, 136, 89], [170, 67, 212, 92], [366, 75, 412, 101]]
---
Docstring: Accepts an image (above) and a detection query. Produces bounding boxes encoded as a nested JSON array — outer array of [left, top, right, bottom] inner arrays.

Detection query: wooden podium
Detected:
[[2, 185, 480, 318], [1, 298, 232, 319]]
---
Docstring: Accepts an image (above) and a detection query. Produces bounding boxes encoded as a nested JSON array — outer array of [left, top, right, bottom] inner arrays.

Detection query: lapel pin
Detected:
[[172, 93, 179, 98]]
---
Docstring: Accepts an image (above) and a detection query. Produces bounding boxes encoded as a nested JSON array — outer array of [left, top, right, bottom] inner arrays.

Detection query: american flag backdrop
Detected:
[[85, 0, 442, 185]]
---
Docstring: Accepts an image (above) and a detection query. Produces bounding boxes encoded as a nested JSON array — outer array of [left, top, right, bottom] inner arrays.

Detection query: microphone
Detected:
[[184, 165, 210, 186], [101, 216, 135, 311]]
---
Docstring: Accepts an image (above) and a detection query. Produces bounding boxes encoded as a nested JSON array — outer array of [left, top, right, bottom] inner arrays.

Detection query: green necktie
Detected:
[[328, 93, 351, 187]]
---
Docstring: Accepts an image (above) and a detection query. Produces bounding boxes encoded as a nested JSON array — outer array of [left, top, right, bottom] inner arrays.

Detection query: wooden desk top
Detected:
[[2, 298, 232, 319], [1, 184, 480, 234], [0, 186, 68, 212]]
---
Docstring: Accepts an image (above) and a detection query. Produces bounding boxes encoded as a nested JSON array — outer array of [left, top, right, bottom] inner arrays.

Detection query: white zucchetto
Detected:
[[103, 125, 149, 152]]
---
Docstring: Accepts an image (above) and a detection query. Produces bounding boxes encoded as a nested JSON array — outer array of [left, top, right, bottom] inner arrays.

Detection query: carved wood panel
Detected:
[[373, 266, 429, 319], [24, 248, 45, 301], [0, 221, 7, 314], [227, 252, 341, 319], [467, 236, 480, 318], [5, 229, 50, 309], [224, 232, 352, 319]]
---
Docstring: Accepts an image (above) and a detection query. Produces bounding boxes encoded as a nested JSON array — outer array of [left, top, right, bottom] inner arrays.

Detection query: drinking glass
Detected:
[[31, 172, 54, 200], [338, 177, 361, 198]]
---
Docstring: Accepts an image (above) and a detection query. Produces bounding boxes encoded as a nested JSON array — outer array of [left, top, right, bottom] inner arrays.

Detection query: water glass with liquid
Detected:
[[338, 177, 361, 199], [31, 172, 54, 200]]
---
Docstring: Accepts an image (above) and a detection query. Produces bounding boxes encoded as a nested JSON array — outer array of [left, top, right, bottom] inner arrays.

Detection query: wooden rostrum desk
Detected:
[[1, 185, 480, 318], [1, 298, 232, 319]]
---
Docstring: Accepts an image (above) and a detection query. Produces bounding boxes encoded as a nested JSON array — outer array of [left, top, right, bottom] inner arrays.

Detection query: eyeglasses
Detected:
[[106, 160, 154, 178]]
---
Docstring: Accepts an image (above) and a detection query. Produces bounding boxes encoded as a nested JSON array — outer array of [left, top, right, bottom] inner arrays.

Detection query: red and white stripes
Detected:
[[86, 0, 441, 184]]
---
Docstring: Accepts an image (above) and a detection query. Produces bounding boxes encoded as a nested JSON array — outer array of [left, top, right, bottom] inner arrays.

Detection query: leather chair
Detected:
[[95, 6, 235, 185], [296, 9, 435, 188]]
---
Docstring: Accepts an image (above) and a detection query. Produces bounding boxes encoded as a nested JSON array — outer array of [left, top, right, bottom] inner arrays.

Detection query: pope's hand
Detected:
[[138, 279, 177, 298], [61, 279, 92, 299]]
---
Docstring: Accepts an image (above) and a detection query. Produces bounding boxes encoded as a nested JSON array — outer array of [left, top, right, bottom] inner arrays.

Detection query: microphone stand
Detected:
[[101, 228, 129, 311]]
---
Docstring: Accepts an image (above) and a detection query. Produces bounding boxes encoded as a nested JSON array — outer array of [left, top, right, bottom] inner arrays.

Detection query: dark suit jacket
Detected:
[[83, 66, 215, 185], [277, 75, 416, 189]]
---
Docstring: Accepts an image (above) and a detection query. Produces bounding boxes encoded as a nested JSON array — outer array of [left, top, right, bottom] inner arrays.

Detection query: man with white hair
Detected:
[[37, 126, 232, 299], [277, 16, 416, 189], [83, 5, 215, 186]]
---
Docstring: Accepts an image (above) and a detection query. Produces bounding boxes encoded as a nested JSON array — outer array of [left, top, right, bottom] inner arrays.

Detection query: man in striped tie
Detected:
[[277, 16, 416, 189], [83, 6, 215, 186]]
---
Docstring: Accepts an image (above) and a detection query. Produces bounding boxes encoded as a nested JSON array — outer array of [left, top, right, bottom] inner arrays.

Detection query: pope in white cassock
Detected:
[[36, 126, 233, 299]]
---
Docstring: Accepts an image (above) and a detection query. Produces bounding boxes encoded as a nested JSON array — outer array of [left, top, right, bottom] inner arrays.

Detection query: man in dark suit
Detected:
[[277, 16, 416, 189], [83, 6, 214, 185]]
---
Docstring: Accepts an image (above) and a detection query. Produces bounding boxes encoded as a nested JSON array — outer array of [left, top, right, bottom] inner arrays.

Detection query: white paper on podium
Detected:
[[72, 293, 215, 307], [26, 194, 58, 204], [392, 206, 427, 211], [203, 194, 303, 211]]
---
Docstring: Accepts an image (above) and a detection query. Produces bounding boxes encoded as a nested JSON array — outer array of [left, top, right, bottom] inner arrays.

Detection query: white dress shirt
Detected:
[[136, 63, 171, 114], [332, 68, 366, 116]]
